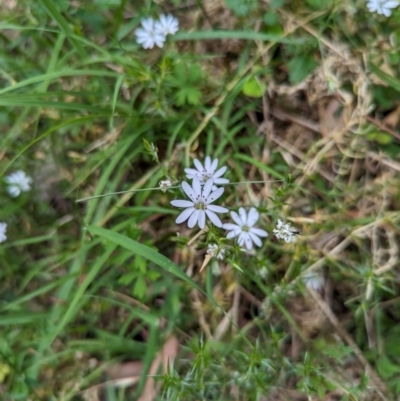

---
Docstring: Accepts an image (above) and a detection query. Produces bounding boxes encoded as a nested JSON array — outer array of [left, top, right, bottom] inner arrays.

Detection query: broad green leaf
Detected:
[[287, 55, 318, 84], [242, 76, 266, 97]]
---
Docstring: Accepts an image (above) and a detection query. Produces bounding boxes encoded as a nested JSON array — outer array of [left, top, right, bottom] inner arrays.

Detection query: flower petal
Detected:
[[226, 230, 238, 239], [193, 159, 204, 173], [205, 210, 223, 227], [185, 168, 200, 176], [188, 210, 200, 228], [171, 200, 194, 208], [247, 207, 259, 227], [205, 156, 211, 171], [207, 187, 224, 204], [192, 176, 202, 197], [182, 181, 196, 201], [223, 223, 241, 231], [207, 204, 229, 213], [250, 227, 268, 237], [239, 208, 248, 225], [214, 178, 229, 185], [176, 207, 195, 224], [202, 178, 214, 199], [230, 211, 243, 226], [213, 166, 227, 178], [249, 232, 262, 247], [198, 210, 206, 229]]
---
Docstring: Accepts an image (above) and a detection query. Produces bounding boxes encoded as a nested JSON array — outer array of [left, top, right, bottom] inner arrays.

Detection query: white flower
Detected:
[[185, 156, 229, 190], [159, 179, 172, 192], [258, 266, 268, 278], [223, 207, 268, 251], [155, 14, 179, 36], [0, 222, 7, 243], [273, 219, 298, 243], [207, 243, 225, 260], [366, 0, 399, 16], [171, 177, 228, 229], [5, 170, 32, 197], [135, 17, 166, 49], [303, 271, 325, 292]]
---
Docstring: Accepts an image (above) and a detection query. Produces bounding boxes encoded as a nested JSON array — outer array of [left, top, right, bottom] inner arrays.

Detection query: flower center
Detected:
[[242, 225, 250, 232], [195, 202, 206, 210]]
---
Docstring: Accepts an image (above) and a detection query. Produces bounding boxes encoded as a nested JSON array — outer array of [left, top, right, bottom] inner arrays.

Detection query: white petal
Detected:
[[223, 223, 241, 231], [176, 207, 195, 224], [193, 159, 204, 172], [386, 0, 399, 7], [171, 200, 194, 208], [205, 210, 223, 227], [188, 210, 200, 228], [185, 168, 201, 178], [213, 166, 227, 178], [249, 232, 262, 247], [141, 17, 154, 31], [198, 210, 206, 229], [247, 207, 259, 227], [207, 204, 228, 213], [238, 208, 248, 225], [230, 211, 243, 226], [250, 227, 268, 237], [206, 187, 224, 204], [244, 235, 253, 250], [192, 176, 202, 197], [202, 179, 214, 199], [238, 232, 247, 246], [214, 178, 229, 185], [226, 230, 238, 239], [182, 181, 196, 201], [205, 156, 211, 171], [210, 159, 218, 171]]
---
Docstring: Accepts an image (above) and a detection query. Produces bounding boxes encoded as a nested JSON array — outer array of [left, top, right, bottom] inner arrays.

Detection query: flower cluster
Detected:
[[0, 222, 7, 243], [170, 156, 295, 252], [366, 0, 399, 16], [273, 219, 298, 243], [1, 170, 33, 244], [135, 14, 179, 49], [5, 170, 32, 197]]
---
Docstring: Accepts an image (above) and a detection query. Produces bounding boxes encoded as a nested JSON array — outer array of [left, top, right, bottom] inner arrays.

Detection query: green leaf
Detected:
[[377, 356, 400, 379], [287, 55, 318, 84], [366, 131, 393, 145], [175, 87, 202, 106], [187, 64, 203, 83], [242, 76, 266, 97], [225, 0, 258, 16], [369, 63, 400, 93], [93, 0, 122, 8], [133, 274, 147, 299]]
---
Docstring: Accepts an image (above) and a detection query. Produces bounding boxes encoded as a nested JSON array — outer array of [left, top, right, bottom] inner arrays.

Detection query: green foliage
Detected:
[[2, 0, 400, 400], [167, 62, 203, 106], [225, 0, 258, 16], [287, 54, 318, 84]]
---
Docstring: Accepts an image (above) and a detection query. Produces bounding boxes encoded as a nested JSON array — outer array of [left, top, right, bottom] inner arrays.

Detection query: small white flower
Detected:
[[273, 219, 298, 243], [135, 17, 166, 49], [171, 177, 228, 229], [5, 170, 32, 197], [185, 156, 229, 190], [155, 14, 179, 36], [207, 243, 225, 260], [159, 179, 172, 192], [303, 271, 325, 292], [223, 207, 268, 251], [0, 222, 7, 243], [366, 0, 399, 16], [258, 266, 268, 279]]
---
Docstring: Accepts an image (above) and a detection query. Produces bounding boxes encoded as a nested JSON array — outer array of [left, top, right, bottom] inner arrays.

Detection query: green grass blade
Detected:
[[88, 226, 203, 292]]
